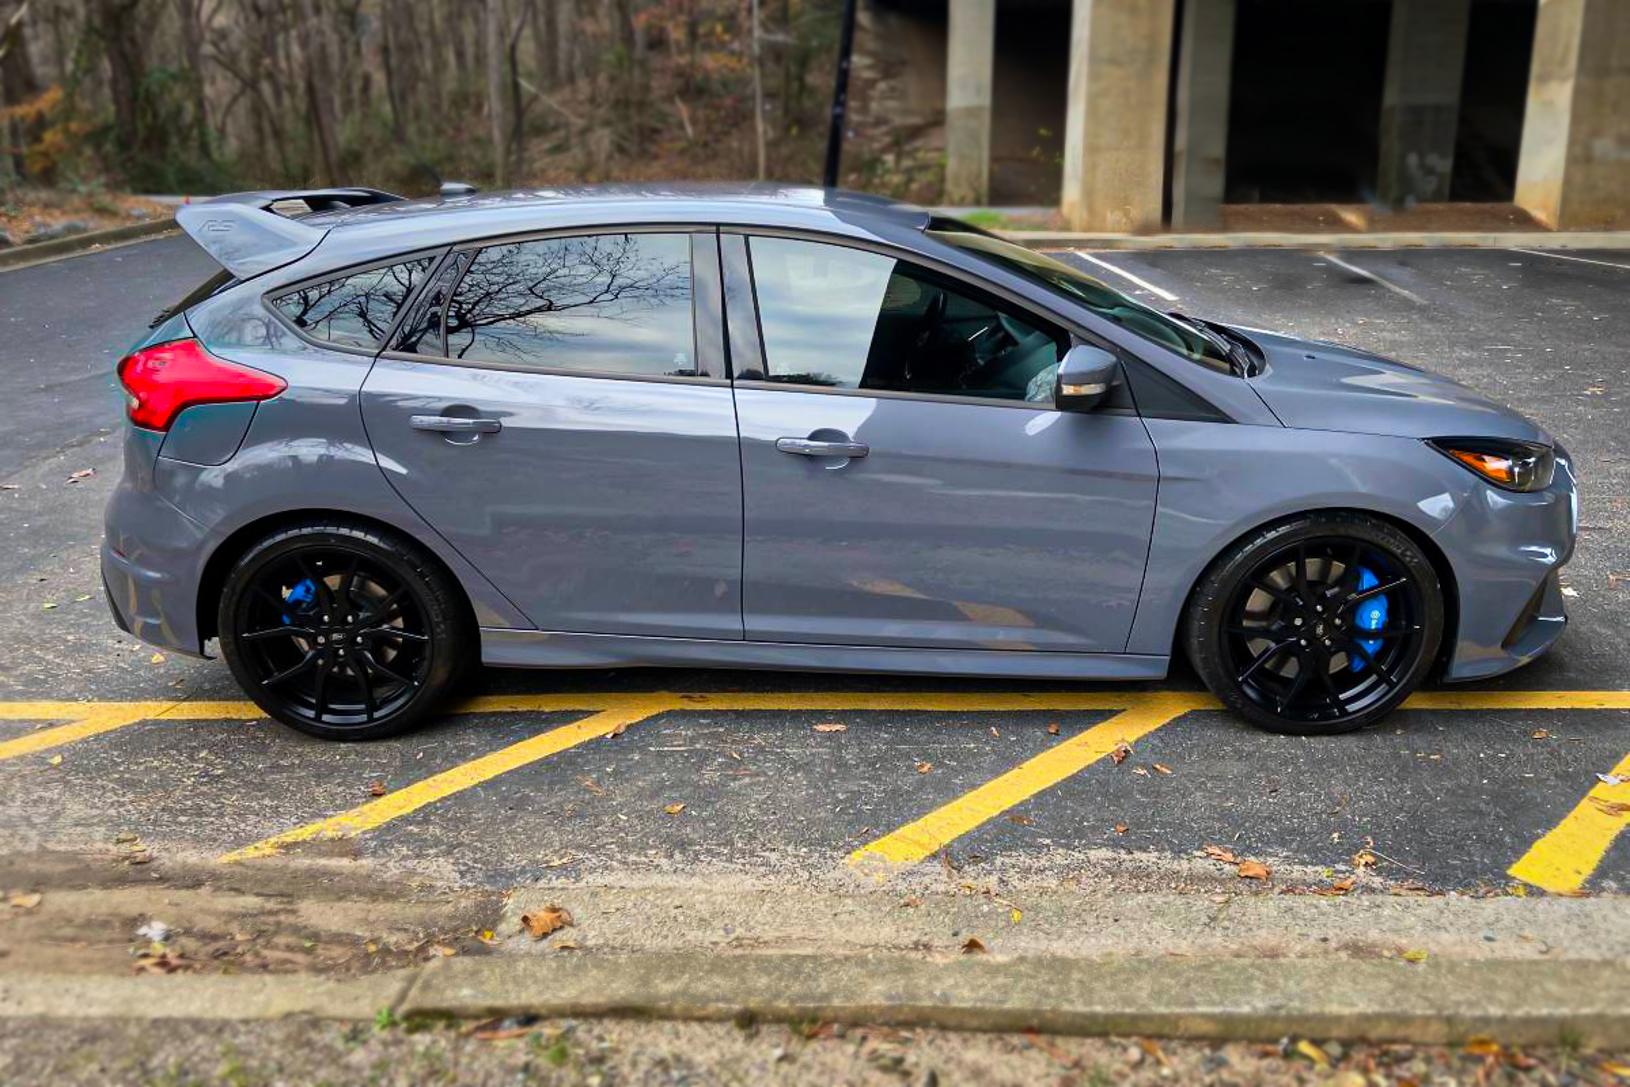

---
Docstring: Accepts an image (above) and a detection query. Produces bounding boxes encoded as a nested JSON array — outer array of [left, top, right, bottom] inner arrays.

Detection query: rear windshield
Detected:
[[149, 267, 236, 329], [926, 227, 1233, 373]]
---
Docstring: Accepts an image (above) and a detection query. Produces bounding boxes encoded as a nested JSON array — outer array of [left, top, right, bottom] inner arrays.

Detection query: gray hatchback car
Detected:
[[104, 184, 1577, 740]]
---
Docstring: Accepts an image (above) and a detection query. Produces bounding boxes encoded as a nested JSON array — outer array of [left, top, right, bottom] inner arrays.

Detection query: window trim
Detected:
[[261, 247, 451, 357], [734, 228, 1080, 413], [726, 226, 1225, 420], [374, 224, 727, 386]]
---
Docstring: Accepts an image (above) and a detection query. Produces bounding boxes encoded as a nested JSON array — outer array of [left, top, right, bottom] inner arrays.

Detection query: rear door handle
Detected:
[[410, 414, 502, 434], [775, 437, 868, 459]]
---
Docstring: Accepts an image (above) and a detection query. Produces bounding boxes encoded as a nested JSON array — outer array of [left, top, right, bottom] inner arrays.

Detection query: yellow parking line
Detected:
[[0, 707, 151, 763], [1403, 690, 1630, 711], [849, 693, 1197, 867], [219, 698, 673, 862], [1508, 751, 1630, 895]]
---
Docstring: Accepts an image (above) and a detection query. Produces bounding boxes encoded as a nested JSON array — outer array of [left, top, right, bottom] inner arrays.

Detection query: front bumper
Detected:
[[1437, 452, 1577, 682]]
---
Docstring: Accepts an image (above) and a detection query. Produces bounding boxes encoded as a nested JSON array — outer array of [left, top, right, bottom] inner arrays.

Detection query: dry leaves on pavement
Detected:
[[663, 802, 686, 815], [1110, 742, 1133, 765], [960, 936, 987, 955], [520, 905, 573, 940], [6, 891, 42, 910], [1237, 860, 1271, 881], [915, 761, 933, 774], [1202, 844, 1239, 864]]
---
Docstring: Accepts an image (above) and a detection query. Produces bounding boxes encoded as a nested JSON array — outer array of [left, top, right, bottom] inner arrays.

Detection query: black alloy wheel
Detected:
[[1186, 513, 1443, 734], [218, 523, 468, 740]]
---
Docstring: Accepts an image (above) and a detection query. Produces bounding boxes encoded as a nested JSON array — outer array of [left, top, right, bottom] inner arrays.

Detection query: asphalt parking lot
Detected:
[[1, 236, 1627, 901]]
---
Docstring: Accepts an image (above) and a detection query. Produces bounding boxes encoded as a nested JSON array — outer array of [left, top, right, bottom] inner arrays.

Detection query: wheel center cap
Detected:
[[1313, 620, 1327, 638]]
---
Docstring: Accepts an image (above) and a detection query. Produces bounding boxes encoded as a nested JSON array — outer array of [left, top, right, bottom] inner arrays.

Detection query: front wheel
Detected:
[[217, 522, 469, 740], [1184, 513, 1444, 735]]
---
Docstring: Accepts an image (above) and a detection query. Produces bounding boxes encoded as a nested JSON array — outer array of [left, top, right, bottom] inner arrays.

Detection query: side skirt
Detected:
[[479, 628, 1170, 681]]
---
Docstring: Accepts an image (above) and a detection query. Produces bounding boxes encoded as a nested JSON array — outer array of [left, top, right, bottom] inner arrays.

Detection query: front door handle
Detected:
[[410, 414, 502, 435], [775, 437, 868, 459]]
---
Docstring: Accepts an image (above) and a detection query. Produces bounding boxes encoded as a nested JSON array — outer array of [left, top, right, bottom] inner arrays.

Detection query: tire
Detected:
[[1183, 512, 1444, 735], [217, 521, 471, 740]]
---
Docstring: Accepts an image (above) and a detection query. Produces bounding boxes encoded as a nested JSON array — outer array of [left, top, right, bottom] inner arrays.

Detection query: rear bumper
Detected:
[[102, 473, 212, 659]]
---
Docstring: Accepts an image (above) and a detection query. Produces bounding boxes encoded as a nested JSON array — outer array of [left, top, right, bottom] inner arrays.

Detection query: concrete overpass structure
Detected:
[[875, 0, 1628, 231]]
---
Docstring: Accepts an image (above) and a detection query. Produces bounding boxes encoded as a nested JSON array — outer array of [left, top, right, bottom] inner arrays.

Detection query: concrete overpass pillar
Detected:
[[1515, 0, 1630, 229], [1170, 0, 1236, 230], [1060, 0, 1177, 232], [1377, 0, 1472, 208], [945, 0, 997, 206]]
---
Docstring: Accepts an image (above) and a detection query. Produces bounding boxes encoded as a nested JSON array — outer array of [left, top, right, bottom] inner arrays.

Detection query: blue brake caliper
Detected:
[[1350, 567, 1387, 672], [281, 578, 317, 625]]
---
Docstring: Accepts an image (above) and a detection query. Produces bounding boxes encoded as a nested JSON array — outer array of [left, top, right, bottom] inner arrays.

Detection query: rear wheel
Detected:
[[1184, 513, 1443, 735], [217, 522, 469, 740]]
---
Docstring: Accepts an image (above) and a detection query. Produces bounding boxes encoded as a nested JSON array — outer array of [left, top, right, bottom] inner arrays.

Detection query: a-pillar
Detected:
[[1060, 0, 1177, 233], [1170, 0, 1236, 230], [1377, 0, 1472, 208], [944, 0, 996, 206], [1515, 0, 1630, 229]]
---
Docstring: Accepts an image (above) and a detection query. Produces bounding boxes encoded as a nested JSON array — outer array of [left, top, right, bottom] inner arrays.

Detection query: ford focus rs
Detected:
[[103, 184, 1577, 739]]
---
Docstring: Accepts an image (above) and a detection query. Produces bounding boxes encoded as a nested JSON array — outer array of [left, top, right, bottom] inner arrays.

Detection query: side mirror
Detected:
[[1054, 344, 1120, 412]]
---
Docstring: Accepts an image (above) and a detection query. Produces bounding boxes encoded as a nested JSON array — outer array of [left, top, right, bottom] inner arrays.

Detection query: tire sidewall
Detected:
[[1185, 513, 1445, 735], [217, 524, 466, 741]]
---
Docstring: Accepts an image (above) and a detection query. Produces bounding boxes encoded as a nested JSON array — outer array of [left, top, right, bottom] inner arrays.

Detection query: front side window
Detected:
[[746, 236, 1067, 403], [271, 257, 435, 349], [443, 233, 698, 377]]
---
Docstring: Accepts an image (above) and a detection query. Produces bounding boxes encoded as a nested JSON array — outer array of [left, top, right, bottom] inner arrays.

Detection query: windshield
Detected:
[[926, 226, 1234, 373]]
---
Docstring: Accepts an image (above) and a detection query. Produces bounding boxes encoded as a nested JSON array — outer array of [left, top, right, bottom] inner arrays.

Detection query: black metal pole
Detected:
[[823, 0, 858, 189]]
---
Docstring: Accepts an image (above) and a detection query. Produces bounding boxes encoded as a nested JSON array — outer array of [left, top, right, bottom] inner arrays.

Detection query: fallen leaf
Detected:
[[149, 653, 166, 665], [478, 930, 500, 946], [1203, 844, 1239, 864], [1009, 908, 1022, 924], [1597, 773, 1628, 787], [1152, 763, 1174, 775], [1295, 1039, 1331, 1068], [577, 776, 605, 796], [1110, 742, 1133, 765], [813, 722, 847, 733], [429, 943, 456, 957], [67, 468, 95, 483], [47, 754, 62, 767], [73, 594, 91, 602], [915, 761, 933, 774], [1114, 823, 1129, 835], [41, 602, 57, 610], [553, 937, 579, 951], [1589, 797, 1630, 817], [1530, 728, 1551, 740], [605, 719, 630, 738], [1600, 1059, 1630, 1079], [1136, 1039, 1169, 1067], [663, 802, 686, 815], [960, 936, 987, 955], [1006, 813, 1033, 827], [1352, 848, 1378, 870], [1237, 860, 1271, 881], [1462, 1038, 1502, 1057], [1561, 585, 1580, 598], [1046, 722, 1060, 736], [6, 892, 42, 910], [367, 781, 387, 798], [989, 726, 1000, 738], [520, 906, 573, 939], [1401, 948, 1429, 963], [1131, 766, 1150, 777]]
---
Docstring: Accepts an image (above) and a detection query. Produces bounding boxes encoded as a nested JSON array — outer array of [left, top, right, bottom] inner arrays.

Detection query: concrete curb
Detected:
[[400, 953, 1630, 1047], [0, 218, 179, 272], [7, 952, 1625, 1046], [0, 969, 413, 1021], [1003, 229, 1630, 250]]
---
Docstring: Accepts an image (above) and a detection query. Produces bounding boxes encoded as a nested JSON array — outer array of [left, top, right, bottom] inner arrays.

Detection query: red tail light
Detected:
[[117, 338, 286, 431]]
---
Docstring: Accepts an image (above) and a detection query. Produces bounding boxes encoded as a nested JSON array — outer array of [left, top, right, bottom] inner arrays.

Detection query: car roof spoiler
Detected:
[[174, 188, 404, 280]]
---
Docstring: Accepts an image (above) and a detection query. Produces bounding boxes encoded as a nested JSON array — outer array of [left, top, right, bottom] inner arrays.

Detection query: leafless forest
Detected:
[[0, 0, 847, 196]]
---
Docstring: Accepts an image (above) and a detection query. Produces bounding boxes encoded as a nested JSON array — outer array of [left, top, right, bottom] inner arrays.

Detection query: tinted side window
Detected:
[[444, 233, 698, 377], [272, 257, 435, 349], [747, 236, 1067, 403]]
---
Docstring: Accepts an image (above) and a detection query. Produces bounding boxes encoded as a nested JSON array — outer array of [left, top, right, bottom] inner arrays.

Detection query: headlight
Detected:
[[1429, 438, 1556, 492]]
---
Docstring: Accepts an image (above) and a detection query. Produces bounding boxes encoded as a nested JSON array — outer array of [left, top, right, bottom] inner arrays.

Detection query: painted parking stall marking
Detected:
[[3, 690, 1630, 891], [850, 693, 1206, 867], [221, 697, 674, 861], [1508, 751, 1630, 896]]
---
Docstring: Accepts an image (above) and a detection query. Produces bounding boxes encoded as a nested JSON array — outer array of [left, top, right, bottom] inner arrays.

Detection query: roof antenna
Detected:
[[439, 181, 479, 197]]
